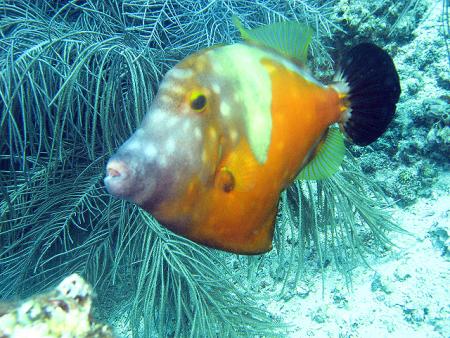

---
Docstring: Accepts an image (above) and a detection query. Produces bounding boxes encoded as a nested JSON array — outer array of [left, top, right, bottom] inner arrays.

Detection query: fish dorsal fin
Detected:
[[233, 16, 313, 64], [297, 127, 346, 180]]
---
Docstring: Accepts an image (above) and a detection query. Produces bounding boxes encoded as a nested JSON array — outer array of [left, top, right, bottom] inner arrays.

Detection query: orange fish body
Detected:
[[151, 56, 342, 253], [104, 21, 400, 254]]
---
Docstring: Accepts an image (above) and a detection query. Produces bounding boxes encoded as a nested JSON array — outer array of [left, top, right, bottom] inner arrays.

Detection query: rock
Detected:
[[428, 223, 450, 260], [371, 273, 393, 294], [0, 274, 113, 338]]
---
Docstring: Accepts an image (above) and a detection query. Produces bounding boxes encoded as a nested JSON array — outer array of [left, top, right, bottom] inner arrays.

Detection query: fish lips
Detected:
[[104, 156, 137, 199], [104, 154, 155, 204]]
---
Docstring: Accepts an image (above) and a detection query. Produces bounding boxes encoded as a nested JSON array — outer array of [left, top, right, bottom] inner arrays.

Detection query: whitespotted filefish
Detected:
[[104, 19, 400, 254]]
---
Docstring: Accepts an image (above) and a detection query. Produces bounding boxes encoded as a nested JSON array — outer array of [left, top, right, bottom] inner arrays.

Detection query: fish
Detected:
[[104, 19, 401, 254]]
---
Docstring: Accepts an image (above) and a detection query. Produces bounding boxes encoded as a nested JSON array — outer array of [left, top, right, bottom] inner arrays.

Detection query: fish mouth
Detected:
[[104, 158, 136, 199]]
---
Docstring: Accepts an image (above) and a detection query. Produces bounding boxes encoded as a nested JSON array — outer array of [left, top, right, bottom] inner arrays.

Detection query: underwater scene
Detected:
[[0, 0, 448, 337]]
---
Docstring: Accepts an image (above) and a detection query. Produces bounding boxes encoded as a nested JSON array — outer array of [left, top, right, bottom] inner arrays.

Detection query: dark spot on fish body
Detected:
[[216, 167, 235, 193]]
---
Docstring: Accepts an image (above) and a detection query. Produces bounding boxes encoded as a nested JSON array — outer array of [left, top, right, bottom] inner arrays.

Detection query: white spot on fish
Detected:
[[194, 127, 202, 140], [180, 104, 190, 115], [170, 85, 184, 95], [211, 60, 224, 74], [230, 129, 238, 143], [125, 139, 141, 152], [166, 116, 178, 128], [183, 119, 191, 132], [144, 143, 157, 159], [166, 138, 176, 154], [168, 68, 193, 79], [220, 101, 231, 117], [159, 95, 172, 104], [201, 149, 208, 163], [150, 111, 165, 124], [212, 83, 221, 94], [158, 81, 172, 91], [159, 156, 168, 168]]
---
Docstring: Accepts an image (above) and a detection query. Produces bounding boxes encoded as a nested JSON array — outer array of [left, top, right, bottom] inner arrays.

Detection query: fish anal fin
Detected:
[[297, 127, 345, 180]]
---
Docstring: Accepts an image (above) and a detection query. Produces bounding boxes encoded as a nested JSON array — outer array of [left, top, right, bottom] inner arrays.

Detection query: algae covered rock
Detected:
[[0, 274, 113, 338]]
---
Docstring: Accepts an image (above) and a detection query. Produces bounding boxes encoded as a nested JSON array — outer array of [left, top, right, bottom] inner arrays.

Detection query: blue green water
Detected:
[[0, 1, 448, 337]]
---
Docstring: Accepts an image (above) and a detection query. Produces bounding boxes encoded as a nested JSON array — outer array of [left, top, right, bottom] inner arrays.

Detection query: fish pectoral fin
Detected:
[[216, 149, 260, 192], [297, 126, 346, 180], [233, 16, 313, 64]]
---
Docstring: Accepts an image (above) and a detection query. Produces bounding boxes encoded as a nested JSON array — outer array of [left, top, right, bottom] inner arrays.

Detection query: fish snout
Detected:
[[104, 117, 205, 210], [104, 157, 138, 199], [104, 136, 162, 208]]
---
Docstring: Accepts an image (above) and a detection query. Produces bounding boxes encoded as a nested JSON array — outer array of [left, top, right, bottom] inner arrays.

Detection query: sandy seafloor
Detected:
[[265, 172, 449, 338], [106, 1, 450, 337]]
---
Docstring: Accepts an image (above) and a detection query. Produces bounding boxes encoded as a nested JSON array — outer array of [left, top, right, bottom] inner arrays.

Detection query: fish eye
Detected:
[[190, 91, 207, 112]]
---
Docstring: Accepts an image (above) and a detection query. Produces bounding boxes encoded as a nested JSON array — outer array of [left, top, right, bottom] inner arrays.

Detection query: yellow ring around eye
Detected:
[[190, 91, 207, 112]]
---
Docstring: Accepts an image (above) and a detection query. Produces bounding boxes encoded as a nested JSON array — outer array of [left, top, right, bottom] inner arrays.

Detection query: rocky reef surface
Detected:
[[0, 274, 112, 338]]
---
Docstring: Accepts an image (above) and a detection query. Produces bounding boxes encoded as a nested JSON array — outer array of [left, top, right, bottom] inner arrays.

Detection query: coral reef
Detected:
[[333, 0, 449, 207], [333, 0, 428, 47], [0, 274, 112, 337]]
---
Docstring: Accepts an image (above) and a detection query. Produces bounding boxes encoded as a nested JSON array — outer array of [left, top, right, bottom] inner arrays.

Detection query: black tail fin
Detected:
[[338, 43, 401, 146]]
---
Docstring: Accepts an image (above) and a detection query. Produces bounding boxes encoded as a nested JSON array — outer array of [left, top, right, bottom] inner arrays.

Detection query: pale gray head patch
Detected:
[[124, 138, 141, 153], [165, 116, 179, 128], [194, 127, 202, 140], [144, 143, 157, 160], [148, 109, 165, 125], [182, 119, 192, 132], [159, 94, 173, 105], [159, 81, 185, 96], [165, 138, 176, 155], [167, 68, 194, 80]]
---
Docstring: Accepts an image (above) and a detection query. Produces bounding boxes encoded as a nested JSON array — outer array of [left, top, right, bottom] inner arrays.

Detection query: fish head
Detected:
[[104, 51, 232, 213]]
